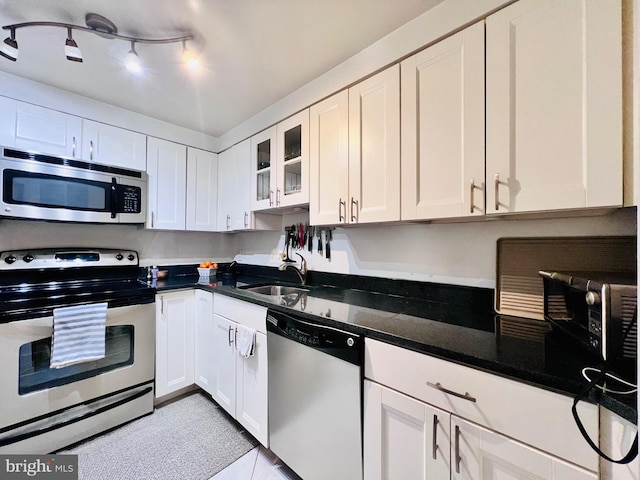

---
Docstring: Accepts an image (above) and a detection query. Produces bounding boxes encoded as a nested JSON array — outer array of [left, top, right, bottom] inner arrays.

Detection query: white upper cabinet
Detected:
[[0, 97, 82, 158], [186, 147, 218, 231], [81, 120, 147, 171], [146, 137, 187, 230], [309, 89, 349, 225], [310, 65, 400, 225], [486, 0, 622, 214], [348, 65, 400, 224], [251, 127, 277, 211], [274, 110, 309, 208], [218, 139, 253, 231], [401, 21, 485, 220]]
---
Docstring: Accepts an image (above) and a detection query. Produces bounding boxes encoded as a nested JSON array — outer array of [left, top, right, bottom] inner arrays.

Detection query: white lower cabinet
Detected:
[[451, 416, 596, 480], [364, 380, 450, 479], [155, 290, 195, 398], [194, 290, 215, 394], [364, 339, 600, 479], [212, 294, 268, 446]]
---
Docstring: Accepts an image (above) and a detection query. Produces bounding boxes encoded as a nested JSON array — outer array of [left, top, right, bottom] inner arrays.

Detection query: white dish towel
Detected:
[[236, 324, 256, 358], [50, 302, 108, 369]]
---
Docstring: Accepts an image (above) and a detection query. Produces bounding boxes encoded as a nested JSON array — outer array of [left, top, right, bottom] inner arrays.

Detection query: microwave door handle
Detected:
[[110, 178, 118, 219]]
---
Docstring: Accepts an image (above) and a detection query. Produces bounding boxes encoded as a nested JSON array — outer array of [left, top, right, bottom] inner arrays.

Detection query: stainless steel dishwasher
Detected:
[[267, 309, 363, 480]]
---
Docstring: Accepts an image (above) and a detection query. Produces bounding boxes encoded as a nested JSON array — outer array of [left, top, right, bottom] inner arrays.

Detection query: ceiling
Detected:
[[0, 0, 444, 138]]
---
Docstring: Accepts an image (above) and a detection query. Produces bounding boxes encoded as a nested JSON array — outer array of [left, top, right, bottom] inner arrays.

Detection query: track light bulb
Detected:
[[0, 29, 18, 61], [126, 42, 142, 73], [182, 41, 199, 70], [65, 28, 83, 62]]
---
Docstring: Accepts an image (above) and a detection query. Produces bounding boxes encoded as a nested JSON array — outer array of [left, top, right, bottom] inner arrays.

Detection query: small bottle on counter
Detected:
[[151, 265, 158, 280], [146, 266, 152, 281]]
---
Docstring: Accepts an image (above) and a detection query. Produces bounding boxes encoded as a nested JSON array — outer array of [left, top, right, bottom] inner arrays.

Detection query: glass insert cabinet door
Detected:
[[250, 109, 309, 211]]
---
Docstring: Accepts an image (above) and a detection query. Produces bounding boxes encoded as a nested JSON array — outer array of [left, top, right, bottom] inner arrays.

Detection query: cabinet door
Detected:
[[81, 120, 146, 170], [0, 97, 82, 157], [276, 109, 309, 208], [486, 0, 622, 213], [234, 139, 253, 230], [451, 416, 597, 480], [401, 22, 484, 220], [186, 147, 218, 231], [250, 127, 277, 211], [194, 290, 214, 394], [155, 291, 195, 398], [599, 408, 639, 480], [216, 146, 236, 231], [349, 65, 400, 224], [212, 313, 237, 416], [364, 380, 450, 480], [309, 90, 349, 225], [236, 331, 268, 447], [146, 137, 187, 230]]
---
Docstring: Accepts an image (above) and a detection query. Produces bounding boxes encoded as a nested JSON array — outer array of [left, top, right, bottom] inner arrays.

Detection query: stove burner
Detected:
[[0, 248, 154, 322]]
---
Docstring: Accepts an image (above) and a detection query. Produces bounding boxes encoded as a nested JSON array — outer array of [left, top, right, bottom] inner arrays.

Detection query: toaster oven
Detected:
[[539, 270, 637, 364]]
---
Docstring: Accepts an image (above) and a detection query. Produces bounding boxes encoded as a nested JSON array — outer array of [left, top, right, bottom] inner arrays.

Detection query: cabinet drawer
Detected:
[[213, 294, 267, 333], [365, 338, 599, 472]]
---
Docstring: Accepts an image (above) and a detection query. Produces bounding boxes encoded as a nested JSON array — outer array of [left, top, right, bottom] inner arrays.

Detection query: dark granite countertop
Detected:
[[144, 264, 637, 424]]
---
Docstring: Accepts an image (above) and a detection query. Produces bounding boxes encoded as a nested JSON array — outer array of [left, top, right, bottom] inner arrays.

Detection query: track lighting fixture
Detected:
[[125, 41, 142, 74], [65, 27, 82, 63], [182, 40, 199, 70], [1, 13, 197, 73], [0, 28, 18, 62]]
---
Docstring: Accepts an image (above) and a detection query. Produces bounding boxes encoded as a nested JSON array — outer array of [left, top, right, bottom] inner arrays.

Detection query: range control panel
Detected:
[[0, 248, 139, 270]]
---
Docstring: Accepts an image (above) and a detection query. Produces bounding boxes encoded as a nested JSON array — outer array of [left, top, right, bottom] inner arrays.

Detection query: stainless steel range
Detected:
[[0, 248, 155, 454]]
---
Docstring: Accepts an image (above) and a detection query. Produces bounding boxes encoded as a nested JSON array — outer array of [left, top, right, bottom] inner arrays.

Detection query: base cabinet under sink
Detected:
[[211, 294, 269, 447]]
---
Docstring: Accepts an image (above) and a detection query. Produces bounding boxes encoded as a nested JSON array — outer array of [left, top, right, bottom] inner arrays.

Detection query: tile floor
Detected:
[[209, 446, 301, 480]]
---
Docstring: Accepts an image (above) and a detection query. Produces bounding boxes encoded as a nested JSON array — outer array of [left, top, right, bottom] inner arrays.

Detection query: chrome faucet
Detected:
[[279, 253, 308, 285]]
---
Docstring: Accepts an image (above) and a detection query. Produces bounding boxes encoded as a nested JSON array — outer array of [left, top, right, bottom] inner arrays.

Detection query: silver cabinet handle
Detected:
[[432, 414, 439, 460], [351, 197, 358, 222], [269, 190, 273, 207], [159, 296, 164, 315], [244, 211, 248, 228], [427, 381, 476, 403], [72, 136, 76, 157], [276, 188, 281, 206], [494, 173, 500, 211], [90, 140, 94, 160], [226, 214, 230, 230], [469, 179, 475, 214], [339, 198, 346, 222], [455, 425, 461, 474], [151, 211, 155, 228], [228, 325, 234, 346]]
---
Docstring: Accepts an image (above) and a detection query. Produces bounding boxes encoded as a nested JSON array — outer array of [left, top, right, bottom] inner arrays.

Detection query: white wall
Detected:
[[234, 208, 636, 288], [0, 219, 236, 267]]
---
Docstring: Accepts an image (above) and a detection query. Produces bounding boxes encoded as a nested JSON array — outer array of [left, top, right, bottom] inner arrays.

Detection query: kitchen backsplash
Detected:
[[0, 207, 635, 289]]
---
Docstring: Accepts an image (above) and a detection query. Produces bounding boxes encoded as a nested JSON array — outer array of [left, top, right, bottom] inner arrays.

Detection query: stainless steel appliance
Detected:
[[267, 309, 363, 480], [540, 270, 637, 363], [0, 146, 146, 223], [0, 248, 155, 454]]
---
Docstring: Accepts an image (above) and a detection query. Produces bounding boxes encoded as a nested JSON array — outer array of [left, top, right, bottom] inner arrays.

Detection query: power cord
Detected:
[[581, 367, 637, 395], [571, 307, 638, 464]]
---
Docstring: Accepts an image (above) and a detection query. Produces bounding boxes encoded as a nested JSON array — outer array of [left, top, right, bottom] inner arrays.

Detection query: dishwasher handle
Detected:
[[267, 310, 363, 366]]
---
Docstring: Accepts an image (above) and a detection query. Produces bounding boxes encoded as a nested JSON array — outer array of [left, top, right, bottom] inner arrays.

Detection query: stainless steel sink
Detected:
[[243, 285, 309, 296]]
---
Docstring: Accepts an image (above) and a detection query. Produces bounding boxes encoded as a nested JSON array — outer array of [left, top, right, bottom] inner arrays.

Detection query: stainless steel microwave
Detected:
[[0, 146, 146, 224]]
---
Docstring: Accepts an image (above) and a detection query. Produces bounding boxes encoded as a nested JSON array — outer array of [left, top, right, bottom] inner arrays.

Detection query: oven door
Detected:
[[0, 302, 155, 453]]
